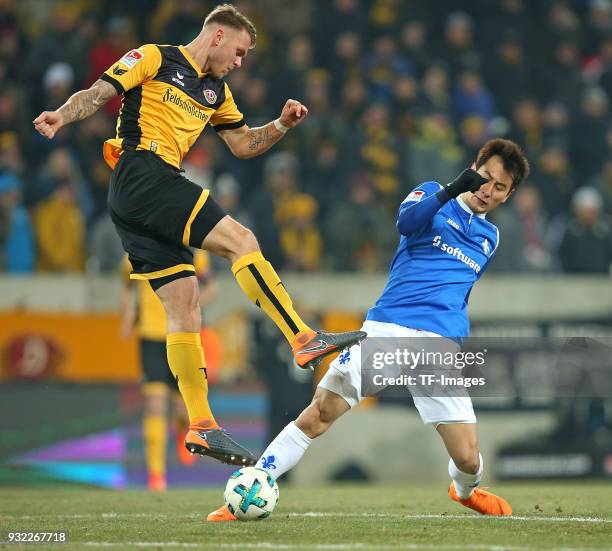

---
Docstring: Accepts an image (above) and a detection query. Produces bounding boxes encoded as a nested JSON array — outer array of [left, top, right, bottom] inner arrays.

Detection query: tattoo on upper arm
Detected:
[[59, 79, 117, 124]]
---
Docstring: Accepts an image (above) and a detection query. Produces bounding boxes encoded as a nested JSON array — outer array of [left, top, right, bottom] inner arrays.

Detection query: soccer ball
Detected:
[[223, 466, 279, 521]]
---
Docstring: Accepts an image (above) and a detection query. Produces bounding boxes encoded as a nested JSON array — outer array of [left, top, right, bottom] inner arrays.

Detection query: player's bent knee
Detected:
[[295, 402, 330, 439], [452, 448, 480, 474], [232, 226, 259, 258]]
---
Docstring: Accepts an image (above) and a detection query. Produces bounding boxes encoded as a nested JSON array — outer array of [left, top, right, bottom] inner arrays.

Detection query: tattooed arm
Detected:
[[218, 99, 309, 159], [33, 79, 118, 139]]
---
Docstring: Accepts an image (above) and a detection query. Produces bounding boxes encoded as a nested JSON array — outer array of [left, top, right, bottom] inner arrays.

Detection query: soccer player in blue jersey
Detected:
[[208, 138, 530, 520]]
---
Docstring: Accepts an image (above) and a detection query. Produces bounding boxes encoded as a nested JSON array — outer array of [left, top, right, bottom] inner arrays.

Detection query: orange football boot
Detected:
[[176, 429, 198, 466], [449, 483, 512, 516], [147, 472, 167, 492], [184, 418, 256, 466], [292, 329, 367, 369], [206, 505, 237, 522]]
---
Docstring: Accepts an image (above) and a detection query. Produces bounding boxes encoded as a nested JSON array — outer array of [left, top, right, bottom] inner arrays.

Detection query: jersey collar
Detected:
[[456, 195, 486, 219], [179, 45, 206, 77]]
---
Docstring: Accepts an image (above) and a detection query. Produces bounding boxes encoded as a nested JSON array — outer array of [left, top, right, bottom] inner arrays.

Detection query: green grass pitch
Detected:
[[1, 482, 611, 550]]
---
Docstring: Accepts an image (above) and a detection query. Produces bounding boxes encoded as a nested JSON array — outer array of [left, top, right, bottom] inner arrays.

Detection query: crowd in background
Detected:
[[0, 0, 611, 275]]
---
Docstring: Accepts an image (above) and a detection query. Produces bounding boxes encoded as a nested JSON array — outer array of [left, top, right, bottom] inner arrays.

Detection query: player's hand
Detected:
[[33, 111, 64, 139], [444, 168, 488, 199], [279, 99, 309, 128]]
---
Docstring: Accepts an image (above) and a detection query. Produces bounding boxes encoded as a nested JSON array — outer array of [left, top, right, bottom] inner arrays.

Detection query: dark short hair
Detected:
[[475, 138, 530, 189], [204, 3, 257, 48]]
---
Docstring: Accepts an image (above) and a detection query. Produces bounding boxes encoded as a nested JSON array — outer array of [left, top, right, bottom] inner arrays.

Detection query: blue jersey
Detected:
[[366, 182, 499, 338]]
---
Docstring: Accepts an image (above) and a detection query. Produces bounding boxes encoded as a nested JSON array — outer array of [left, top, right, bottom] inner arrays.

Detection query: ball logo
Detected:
[[204, 89, 217, 104]]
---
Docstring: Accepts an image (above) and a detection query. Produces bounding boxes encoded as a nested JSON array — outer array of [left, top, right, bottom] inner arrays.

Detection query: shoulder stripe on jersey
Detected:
[[492, 227, 500, 254], [100, 73, 124, 94], [119, 86, 143, 150], [213, 119, 246, 132]]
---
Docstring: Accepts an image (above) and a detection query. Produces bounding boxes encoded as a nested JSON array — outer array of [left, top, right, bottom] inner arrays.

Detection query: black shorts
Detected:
[[140, 338, 178, 389], [108, 149, 225, 286]]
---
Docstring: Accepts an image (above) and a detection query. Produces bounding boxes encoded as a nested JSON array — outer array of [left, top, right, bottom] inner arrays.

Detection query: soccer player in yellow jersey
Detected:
[[34, 4, 365, 466], [120, 250, 216, 491]]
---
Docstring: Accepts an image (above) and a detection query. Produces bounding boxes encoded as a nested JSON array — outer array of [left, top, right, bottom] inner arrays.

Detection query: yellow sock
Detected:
[[166, 332, 216, 425], [232, 251, 311, 343], [143, 413, 167, 477]]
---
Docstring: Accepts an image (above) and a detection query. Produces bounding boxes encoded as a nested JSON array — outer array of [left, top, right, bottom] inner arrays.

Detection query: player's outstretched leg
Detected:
[[437, 423, 512, 516], [157, 277, 256, 467], [203, 218, 367, 369], [207, 388, 350, 521]]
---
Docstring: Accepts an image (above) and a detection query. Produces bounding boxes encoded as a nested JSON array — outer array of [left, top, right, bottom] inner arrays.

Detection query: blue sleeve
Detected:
[[397, 181, 449, 236]]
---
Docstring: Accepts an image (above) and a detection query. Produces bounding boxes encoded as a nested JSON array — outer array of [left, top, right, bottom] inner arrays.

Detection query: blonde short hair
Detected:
[[204, 3, 256, 48]]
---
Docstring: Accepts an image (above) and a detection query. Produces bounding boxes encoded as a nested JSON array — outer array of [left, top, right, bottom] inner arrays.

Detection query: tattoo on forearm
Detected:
[[58, 80, 116, 124], [248, 126, 276, 151]]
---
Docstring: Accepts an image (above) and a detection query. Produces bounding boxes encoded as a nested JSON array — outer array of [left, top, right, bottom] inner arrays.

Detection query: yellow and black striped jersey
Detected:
[[101, 44, 245, 170]]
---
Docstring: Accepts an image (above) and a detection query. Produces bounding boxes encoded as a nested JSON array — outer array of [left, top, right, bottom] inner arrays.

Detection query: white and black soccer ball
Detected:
[[223, 466, 279, 521]]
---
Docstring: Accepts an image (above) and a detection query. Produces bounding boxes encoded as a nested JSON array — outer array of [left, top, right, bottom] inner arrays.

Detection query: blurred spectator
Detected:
[[73, 112, 114, 222], [532, 146, 574, 218], [162, 0, 204, 44], [274, 35, 315, 106], [541, 40, 583, 106], [33, 179, 85, 273], [417, 63, 452, 117], [4, 0, 612, 275], [88, 213, 123, 274], [571, 86, 610, 181], [559, 187, 612, 274], [590, 160, 612, 215], [330, 32, 363, 93], [399, 20, 430, 76], [24, 2, 80, 114], [276, 193, 322, 271], [86, 16, 136, 116], [458, 115, 488, 163], [509, 98, 543, 159], [586, 0, 612, 56], [452, 70, 496, 124], [484, 32, 530, 118], [439, 11, 480, 77], [542, 102, 570, 151], [489, 185, 552, 273], [352, 103, 402, 207], [406, 113, 464, 186], [0, 172, 34, 273], [42, 62, 74, 110], [325, 174, 396, 272], [364, 35, 413, 103], [30, 148, 94, 223], [214, 173, 253, 230], [250, 151, 300, 266], [596, 36, 612, 100], [316, 0, 367, 57]]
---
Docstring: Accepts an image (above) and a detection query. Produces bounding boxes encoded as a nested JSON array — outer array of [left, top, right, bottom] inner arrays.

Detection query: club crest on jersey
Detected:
[[204, 89, 217, 104], [403, 190, 425, 203], [482, 239, 491, 255], [120, 49, 144, 69]]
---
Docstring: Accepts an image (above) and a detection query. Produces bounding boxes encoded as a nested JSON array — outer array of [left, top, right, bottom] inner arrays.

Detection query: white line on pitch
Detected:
[[79, 542, 612, 551], [3, 512, 610, 524]]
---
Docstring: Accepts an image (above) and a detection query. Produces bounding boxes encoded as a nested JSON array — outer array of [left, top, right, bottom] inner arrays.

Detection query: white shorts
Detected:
[[318, 320, 477, 425]]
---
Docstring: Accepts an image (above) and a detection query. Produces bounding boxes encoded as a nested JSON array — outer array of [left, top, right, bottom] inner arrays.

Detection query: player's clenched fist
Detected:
[[33, 111, 64, 139], [443, 168, 489, 199], [279, 99, 309, 128]]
